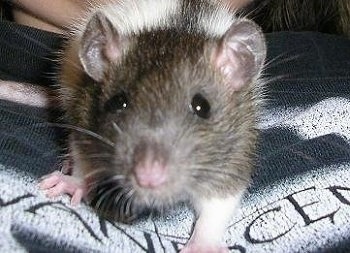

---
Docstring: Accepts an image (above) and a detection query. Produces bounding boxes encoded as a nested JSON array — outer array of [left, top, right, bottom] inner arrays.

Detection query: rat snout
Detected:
[[133, 141, 169, 189], [134, 160, 168, 188]]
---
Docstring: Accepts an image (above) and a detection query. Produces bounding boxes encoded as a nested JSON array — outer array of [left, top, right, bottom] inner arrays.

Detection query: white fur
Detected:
[[188, 192, 244, 247], [101, 0, 181, 35], [198, 5, 235, 36], [73, 0, 237, 38]]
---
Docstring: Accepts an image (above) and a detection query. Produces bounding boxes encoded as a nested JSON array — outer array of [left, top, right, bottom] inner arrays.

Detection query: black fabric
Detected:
[[1, 22, 350, 253], [264, 32, 350, 107], [0, 99, 61, 177], [0, 21, 63, 86], [251, 32, 350, 190]]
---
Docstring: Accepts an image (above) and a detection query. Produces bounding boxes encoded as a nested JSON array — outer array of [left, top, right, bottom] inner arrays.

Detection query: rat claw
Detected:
[[71, 188, 84, 206], [45, 181, 67, 198], [39, 170, 61, 181], [38, 170, 86, 205], [39, 171, 62, 189]]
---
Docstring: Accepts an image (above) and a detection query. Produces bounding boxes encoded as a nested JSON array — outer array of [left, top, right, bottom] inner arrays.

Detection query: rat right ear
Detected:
[[79, 12, 127, 82], [212, 20, 266, 91]]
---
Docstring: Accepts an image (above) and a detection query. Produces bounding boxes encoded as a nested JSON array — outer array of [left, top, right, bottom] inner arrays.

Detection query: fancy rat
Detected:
[[39, 0, 266, 252]]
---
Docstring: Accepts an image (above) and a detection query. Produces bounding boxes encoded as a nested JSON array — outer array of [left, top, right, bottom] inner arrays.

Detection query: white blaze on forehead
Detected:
[[98, 0, 181, 35], [75, 0, 236, 37], [198, 6, 235, 37]]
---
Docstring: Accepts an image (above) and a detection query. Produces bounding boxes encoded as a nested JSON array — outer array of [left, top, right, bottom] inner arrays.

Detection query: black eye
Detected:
[[104, 92, 128, 113], [190, 93, 211, 119]]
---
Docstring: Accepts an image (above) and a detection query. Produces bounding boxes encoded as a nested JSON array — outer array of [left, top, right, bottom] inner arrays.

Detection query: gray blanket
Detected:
[[0, 24, 350, 252]]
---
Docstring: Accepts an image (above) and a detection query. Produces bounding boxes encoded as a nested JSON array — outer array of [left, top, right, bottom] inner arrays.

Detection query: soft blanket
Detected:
[[0, 22, 350, 253]]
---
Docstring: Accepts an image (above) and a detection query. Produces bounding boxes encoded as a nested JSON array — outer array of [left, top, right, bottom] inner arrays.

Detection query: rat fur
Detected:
[[40, 0, 266, 251], [243, 0, 350, 38]]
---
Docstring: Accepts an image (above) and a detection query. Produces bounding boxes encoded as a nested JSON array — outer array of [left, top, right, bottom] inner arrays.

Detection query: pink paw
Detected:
[[39, 171, 86, 206], [180, 244, 229, 253]]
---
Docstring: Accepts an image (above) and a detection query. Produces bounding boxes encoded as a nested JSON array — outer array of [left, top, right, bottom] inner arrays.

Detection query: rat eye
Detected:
[[190, 93, 211, 119], [104, 92, 128, 113]]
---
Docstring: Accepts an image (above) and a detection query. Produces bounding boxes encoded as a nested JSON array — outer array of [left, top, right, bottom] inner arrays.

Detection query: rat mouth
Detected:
[[86, 174, 169, 223], [86, 174, 138, 223]]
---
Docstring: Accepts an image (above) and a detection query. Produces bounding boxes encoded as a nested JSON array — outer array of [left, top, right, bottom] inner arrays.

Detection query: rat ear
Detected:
[[212, 20, 266, 90], [79, 12, 127, 82]]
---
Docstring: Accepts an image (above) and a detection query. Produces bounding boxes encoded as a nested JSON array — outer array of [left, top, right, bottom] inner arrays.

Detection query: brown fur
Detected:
[[58, 0, 266, 222], [338, 0, 350, 37], [243, 0, 350, 37]]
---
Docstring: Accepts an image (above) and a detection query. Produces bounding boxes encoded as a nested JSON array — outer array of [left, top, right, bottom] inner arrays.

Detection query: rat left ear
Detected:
[[212, 20, 266, 90], [79, 12, 128, 82]]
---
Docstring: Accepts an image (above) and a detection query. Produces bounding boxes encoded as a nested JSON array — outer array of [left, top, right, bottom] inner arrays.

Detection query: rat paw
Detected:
[[39, 171, 85, 206], [180, 244, 229, 253]]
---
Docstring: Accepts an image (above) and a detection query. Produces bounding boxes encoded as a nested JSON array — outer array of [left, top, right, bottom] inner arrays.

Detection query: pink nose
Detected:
[[134, 161, 168, 189]]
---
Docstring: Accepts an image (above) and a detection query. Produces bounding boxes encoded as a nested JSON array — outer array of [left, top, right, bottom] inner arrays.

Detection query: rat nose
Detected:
[[134, 160, 168, 188], [133, 139, 169, 188]]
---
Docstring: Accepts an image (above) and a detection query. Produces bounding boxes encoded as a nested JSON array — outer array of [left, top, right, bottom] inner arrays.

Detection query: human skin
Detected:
[[11, 0, 252, 33], [11, 0, 94, 33]]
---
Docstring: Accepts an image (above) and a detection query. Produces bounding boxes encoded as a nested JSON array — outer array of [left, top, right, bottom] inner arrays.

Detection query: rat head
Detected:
[[64, 10, 265, 222]]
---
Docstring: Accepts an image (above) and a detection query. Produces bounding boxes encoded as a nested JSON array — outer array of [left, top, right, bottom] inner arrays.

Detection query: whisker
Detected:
[[112, 122, 123, 135], [114, 187, 130, 220], [95, 184, 124, 212], [87, 174, 126, 195], [124, 188, 136, 218], [84, 154, 115, 159], [45, 122, 115, 147], [84, 168, 110, 181], [264, 51, 304, 71], [262, 73, 294, 84]]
